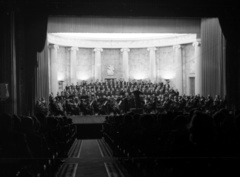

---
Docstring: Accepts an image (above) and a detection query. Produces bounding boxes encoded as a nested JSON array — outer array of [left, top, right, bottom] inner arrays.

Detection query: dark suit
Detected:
[[132, 90, 143, 108]]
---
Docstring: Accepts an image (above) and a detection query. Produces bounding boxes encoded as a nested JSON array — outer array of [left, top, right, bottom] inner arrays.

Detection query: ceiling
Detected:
[[1, 0, 239, 18]]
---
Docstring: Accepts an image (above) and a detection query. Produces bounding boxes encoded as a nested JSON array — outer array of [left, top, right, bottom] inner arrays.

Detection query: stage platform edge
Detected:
[[69, 115, 106, 124]]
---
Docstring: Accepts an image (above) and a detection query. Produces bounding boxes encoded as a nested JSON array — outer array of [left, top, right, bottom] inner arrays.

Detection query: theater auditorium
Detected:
[[1, 1, 240, 177]]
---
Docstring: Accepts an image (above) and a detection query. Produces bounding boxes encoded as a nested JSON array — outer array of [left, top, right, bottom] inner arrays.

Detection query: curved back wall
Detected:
[[53, 43, 195, 95]]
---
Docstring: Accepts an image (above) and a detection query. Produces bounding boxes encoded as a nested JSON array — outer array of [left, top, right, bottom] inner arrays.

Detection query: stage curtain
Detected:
[[35, 40, 49, 107], [201, 18, 226, 99], [218, 16, 240, 109], [24, 12, 48, 115], [0, 11, 15, 114]]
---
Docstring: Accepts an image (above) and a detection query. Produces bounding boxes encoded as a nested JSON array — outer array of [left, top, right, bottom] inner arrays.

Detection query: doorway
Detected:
[[189, 77, 195, 95]]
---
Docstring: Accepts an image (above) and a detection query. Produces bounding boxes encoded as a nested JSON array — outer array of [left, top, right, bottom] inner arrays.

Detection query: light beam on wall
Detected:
[[77, 72, 89, 81], [161, 70, 176, 80], [133, 72, 147, 80], [57, 72, 65, 81]]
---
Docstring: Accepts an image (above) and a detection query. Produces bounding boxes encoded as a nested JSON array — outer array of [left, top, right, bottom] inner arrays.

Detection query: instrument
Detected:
[[89, 100, 94, 106], [103, 100, 108, 106], [58, 102, 63, 111], [118, 100, 122, 106]]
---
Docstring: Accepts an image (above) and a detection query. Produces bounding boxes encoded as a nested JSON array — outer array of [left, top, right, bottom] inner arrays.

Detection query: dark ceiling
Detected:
[[0, 0, 239, 18]]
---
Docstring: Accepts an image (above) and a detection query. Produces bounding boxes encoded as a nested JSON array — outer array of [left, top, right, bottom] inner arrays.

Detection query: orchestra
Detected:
[[48, 79, 226, 116]]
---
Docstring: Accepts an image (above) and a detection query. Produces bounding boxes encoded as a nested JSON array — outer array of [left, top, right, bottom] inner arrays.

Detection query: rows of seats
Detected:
[[103, 110, 240, 177], [0, 113, 77, 177]]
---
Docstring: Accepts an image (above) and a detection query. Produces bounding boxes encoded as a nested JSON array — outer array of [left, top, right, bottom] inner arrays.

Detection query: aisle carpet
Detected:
[[56, 139, 129, 177]]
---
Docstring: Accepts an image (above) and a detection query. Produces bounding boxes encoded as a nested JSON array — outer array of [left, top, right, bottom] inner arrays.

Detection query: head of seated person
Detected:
[[213, 108, 229, 128], [31, 115, 41, 133], [189, 108, 201, 118], [47, 116, 59, 129], [21, 116, 34, 133], [171, 115, 188, 132], [0, 113, 13, 132], [12, 114, 22, 132], [189, 111, 216, 146], [35, 112, 47, 125]]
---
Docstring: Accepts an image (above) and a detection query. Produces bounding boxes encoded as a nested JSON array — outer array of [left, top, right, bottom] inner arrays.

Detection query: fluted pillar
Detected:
[[69, 46, 78, 85], [49, 44, 59, 96], [94, 48, 103, 81], [193, 40, 202, 95], [173, 45, 183, 95], [147, 47, 157, 83], [121, 48, 130, 82]]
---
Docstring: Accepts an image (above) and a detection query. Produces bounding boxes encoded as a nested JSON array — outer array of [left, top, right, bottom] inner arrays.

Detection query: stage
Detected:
[[68, 115, 107, 139], [69, 115, 106, 124]]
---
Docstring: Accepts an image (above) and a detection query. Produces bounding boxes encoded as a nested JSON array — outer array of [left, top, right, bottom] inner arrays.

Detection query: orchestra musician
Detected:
[[132, 88, 143, 109], [122, 92, 130, 113]]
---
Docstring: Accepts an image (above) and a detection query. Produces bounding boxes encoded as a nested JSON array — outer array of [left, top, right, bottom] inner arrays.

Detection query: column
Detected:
[[173, 45, 183, 95], [94, 48, 103, 81], [49, 44, 59, 97], [121, 48, 130, 82], [193, 40, 202, 95], [147, 47, 157, 83], [69, 46, 78, 85]]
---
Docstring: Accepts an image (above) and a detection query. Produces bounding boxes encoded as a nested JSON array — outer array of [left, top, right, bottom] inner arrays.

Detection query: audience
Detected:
[[1, 79, 237, 177], [0, 113, 76, 177], [103, 106, 240, 177]]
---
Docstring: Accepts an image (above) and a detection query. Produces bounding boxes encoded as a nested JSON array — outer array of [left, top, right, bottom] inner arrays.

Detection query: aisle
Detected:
[[56, 139, 128, 177]]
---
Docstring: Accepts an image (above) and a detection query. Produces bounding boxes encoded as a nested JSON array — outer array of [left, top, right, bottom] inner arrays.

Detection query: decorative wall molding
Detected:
[[147, 47, 157, 52], [48, 44, 59, 50], [120, 48, 130, 53], [192, 39, 201, 47], [93, 48, 103, 53], [69, 46, 79, 51], [48, 33, 197, 49], [173, 44, 182, 50]]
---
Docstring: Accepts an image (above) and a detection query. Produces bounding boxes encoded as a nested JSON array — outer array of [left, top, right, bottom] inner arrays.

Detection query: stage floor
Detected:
[[69, 115, 106, 124]]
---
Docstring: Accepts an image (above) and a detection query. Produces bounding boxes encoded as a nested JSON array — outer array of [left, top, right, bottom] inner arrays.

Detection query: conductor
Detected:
[[131, 88, 143, 108]]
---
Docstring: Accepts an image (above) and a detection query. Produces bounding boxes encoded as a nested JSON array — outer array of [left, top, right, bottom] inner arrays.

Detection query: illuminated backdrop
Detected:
[[49, 33, 196, 94]]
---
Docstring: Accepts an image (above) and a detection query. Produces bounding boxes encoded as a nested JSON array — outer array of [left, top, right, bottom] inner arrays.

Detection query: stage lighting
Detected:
[[77, 72, 89, 81], [161, 70, 176, 80], [57, 72, 65, 81], [133, 72, 146, 80]]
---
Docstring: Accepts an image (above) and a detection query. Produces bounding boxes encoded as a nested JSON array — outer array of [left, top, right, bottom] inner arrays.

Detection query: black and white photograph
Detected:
[[1, 0, 240, 177]]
